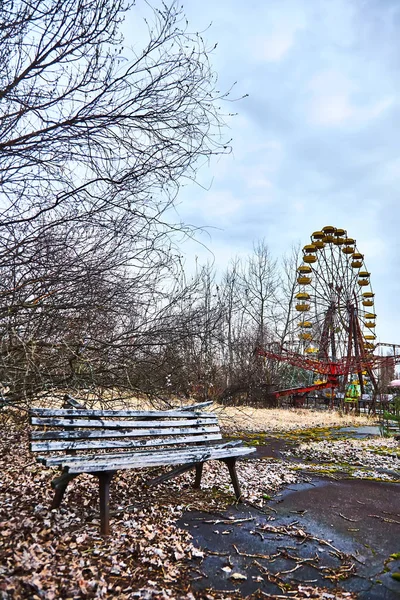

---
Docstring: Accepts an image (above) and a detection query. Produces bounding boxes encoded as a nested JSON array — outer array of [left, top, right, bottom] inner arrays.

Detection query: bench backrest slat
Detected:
[[31, 424, 220, 442], [30, 432, 223, 453], [30, 417, 217, 428], [30, 408, 215, 418]]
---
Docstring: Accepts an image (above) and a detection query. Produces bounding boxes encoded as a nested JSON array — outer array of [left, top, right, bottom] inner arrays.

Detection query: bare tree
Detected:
[[0, 0, 234, 404], [278, 243, 302, 347], [236, 240, 279, 348], [1, 1, 230, 229]]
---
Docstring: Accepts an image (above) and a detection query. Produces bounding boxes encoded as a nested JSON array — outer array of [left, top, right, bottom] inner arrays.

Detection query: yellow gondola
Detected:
[[343, 246, 355, 254], [365, 322, 376, 328], [304, 244, 317, 253], [297, 276, 311, 285], [358, 279, 369, 286], [305, 347, 318, 353], [296, 303, 310, 312], [359, 271, 370, 278], [362, 300, 374, 307], [312, 231, 324, 239], [298, 265, 312, 274], [344, 238, 355, 245], [353, 253, 364, 260], [364, 334, 376, 340], [323, 235, 335, 243], [296, 292, 310, 300], [364, 312, 376, 319], [335, 228, 346, 236], [351, 260, 363, 268], [304, 255, 317, 263], [362, 291, 374, 298], [298, 321, 312, 328], [299, 333, 312, 340], [322, 225, 336, 234], [314, 240, 325, 249]]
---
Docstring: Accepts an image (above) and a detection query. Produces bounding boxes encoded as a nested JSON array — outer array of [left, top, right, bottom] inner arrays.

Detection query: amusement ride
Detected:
[[256, 226, 400, 410]]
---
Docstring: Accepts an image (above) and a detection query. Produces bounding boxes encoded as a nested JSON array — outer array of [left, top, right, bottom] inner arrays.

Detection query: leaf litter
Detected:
[[0, 415, 363, 599]]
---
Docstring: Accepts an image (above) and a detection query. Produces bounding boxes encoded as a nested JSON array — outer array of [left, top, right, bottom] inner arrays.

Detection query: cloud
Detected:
[[159, 0, 400, 343], [254, 32, 296, 62], [307, 70, 394, 126]]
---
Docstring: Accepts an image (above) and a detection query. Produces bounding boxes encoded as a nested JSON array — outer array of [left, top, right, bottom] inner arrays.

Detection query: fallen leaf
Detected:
[[229, 572, 247, 581], [221, 566, 232, 573]]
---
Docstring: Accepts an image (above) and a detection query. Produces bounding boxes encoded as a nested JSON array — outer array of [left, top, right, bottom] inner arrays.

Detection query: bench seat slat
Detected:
[[41, 440, 242, 466], [31, 425, 220, 441], [66, 446, 254, 473], [31, 417, 217, 428], [30, 433, 223, 453], [30, 409, 216, 418]]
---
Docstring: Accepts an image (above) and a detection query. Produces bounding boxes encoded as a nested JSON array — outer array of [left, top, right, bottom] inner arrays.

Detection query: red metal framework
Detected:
[[255, 345, 400, 400]]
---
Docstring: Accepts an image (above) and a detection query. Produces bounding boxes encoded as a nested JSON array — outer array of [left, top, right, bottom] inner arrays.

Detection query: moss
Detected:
[[235, 424, 376, 447]]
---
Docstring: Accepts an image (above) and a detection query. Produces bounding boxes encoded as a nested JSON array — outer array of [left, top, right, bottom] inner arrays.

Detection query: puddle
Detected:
[[335, 425, 381, 438], [180, 478, 400, 599]]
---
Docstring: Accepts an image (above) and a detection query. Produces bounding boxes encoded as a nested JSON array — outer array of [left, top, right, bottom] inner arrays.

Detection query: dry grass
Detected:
[[214, 405, 376, 433]]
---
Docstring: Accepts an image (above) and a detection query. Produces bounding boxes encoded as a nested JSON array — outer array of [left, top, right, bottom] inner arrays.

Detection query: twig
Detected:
[[244, 500, 277, 513], [278, 564, 302, 575], [233, 544, 279, 560], [338, 512, 359, 522], [202, 517, 254, 525], [368, 514, 400, 525], [259, 593, 292, 599]]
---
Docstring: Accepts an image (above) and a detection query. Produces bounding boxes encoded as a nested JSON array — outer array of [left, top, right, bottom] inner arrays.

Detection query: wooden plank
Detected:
[[41, 440, 241, 466], [30, 417, 218, 428], [63, 394, 86, 409], [173, 401, 213, 411], [31, 425, 220, 441], [31, 432, 223, 454], [30, 408, 216, 419], [66, 445, 253, 470], [65, 448, 214, 472], [66, 446, 255, 473]]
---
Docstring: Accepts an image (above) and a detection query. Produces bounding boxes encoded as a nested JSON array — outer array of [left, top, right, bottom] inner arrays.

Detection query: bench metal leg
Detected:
[[51, 472, 78, 509], [222, 457, 242, 502], [194, 463, 203, 488], [97, 471, 114, 536], [52, 485, 68, 509]]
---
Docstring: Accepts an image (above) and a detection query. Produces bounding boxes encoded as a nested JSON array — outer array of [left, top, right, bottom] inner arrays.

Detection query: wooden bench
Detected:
[[29, 406, 255, 534]]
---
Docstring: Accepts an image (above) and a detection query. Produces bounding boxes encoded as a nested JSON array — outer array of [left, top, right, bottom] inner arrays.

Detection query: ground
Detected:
[[0, 407, 399, 599]]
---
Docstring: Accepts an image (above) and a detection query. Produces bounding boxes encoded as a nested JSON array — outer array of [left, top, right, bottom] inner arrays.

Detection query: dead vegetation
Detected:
[[216, 406, 375, 433], [0, 406, 381, 599]]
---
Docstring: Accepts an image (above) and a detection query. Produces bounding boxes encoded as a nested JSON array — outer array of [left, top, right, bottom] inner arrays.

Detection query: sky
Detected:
[[126, 0, 400, 346]]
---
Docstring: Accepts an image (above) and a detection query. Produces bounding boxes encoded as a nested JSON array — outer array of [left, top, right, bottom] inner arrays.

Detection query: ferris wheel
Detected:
[[289, 226, 377, 388]]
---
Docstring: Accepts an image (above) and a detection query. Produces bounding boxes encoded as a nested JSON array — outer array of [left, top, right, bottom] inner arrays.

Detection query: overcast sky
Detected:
[[128, 0, 400, 346]]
